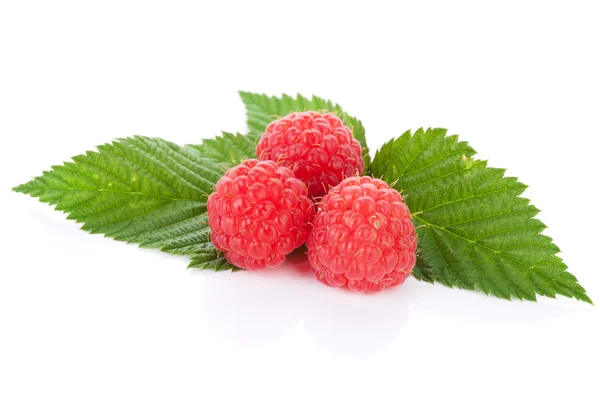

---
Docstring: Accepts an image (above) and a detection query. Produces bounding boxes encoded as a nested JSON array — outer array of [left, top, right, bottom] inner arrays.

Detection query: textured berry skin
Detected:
[[306, 176, 417, 293], [207, 159, 315, 270], [256, 111, 365, 199]]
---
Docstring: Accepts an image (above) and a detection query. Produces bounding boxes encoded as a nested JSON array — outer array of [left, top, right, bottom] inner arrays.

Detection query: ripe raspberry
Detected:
[[306, 176, 417, 293], [256, 111, 365, 199], [207, 159, 315, 271]]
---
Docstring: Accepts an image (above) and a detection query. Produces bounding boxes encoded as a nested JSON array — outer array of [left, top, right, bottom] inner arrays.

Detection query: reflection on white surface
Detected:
[[193, 250, 412, 359], [191, 250, 589, 360]]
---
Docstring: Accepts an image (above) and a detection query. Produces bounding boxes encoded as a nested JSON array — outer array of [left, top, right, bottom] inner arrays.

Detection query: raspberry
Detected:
[[306, 176, 417, 293], [207, 159, 315, 270], [256, 111, 365, 199]]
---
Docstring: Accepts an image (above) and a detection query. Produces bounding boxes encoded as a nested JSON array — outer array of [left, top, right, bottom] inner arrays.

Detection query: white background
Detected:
[[1, 1, 599, 399]]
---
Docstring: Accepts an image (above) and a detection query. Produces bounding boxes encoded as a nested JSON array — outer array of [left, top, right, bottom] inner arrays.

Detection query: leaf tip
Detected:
[[238, 90, 252, 101], [580, 293, 594, 305], [12, 182, 30, 194]]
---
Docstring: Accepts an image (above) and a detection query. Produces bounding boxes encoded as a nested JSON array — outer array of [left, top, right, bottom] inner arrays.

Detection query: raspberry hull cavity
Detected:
[[256, 111, 365, 199], [207, 159, 315, 270], [306, 176, 417, 293]]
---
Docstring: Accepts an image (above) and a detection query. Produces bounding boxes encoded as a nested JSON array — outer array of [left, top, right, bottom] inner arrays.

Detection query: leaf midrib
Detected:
[[415, 215, 524, 261], [413, 215, 553, 299], [22, 186, 192, 202]]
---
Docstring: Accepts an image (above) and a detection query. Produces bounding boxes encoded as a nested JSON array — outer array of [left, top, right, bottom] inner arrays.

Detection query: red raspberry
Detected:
[[207, 159, 315, 270], [306, 176, 417, 293], [256, 111, 365, 199]]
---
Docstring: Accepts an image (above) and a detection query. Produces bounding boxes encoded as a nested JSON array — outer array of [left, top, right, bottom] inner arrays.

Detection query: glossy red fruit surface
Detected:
[[306, 176, 417, 293], [207, 159, 315, 270], [256, 111, 364, 199]]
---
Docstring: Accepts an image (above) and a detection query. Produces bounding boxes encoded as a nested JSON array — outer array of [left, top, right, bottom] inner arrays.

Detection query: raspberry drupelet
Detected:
[[256, 111, 365, 199], [207, 159, 315, 270], [306, 176, 417, 293]]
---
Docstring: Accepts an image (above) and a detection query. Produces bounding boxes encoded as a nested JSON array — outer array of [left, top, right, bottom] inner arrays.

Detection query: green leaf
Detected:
[[370, 128, 591, 303], [188, 250, 236, 271], [189, 131, 260, 165], [239, 91, 371, 172], [13, 136, 239, 271]]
